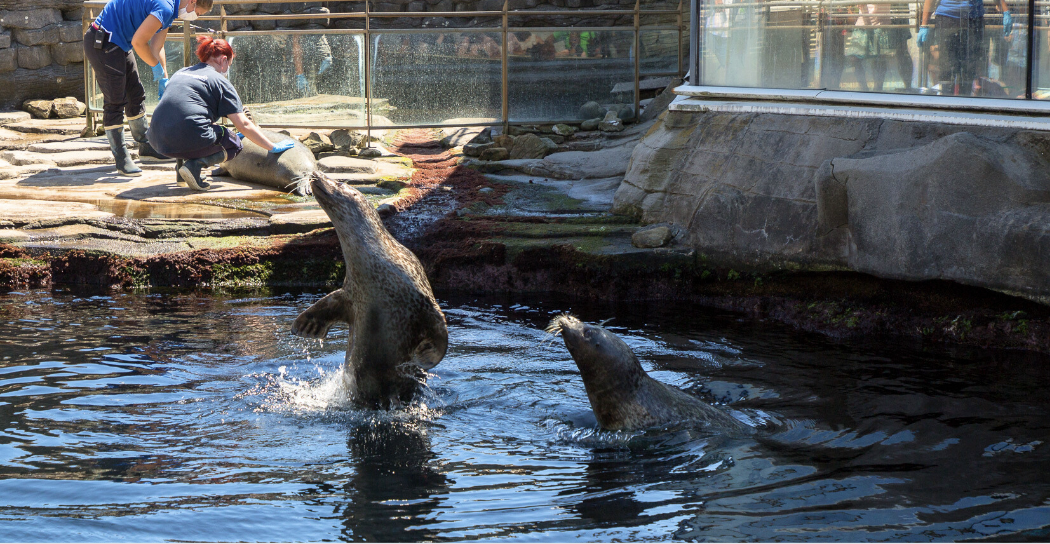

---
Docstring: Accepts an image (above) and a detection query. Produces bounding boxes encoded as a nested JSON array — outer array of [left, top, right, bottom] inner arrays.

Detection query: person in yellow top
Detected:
[[83, 0, 212, 176]]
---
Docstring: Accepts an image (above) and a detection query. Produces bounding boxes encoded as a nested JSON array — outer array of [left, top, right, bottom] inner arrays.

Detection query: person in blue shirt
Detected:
[[918, 0, 1012, 95], [83, 0, 212, 176], [147, 37, 296, 191]]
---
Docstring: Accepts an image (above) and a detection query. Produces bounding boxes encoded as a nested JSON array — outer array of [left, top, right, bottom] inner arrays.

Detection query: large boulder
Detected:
[[22, 98, 51, 118], [815, 131, 1050, 298], [50, 96, 84, 118], [507, 133, 557, 160], [613, 108, 1050, 300]]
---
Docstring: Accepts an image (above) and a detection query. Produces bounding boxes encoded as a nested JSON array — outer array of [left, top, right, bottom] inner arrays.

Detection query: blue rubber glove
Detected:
[[157, 77, 169, 100], [150, 62, 165, 82], [1003, 11, 1013, 37], [917, 26, 929, 46], [235, 131, 244, 139], [319, 56, 332, 75], [296, 73, 308, 93], [270, 139, 295, 154]]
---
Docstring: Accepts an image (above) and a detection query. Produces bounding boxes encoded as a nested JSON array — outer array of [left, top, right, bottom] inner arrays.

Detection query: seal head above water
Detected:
[[548, 314, 748, 433], [293, 171, 448, 409]]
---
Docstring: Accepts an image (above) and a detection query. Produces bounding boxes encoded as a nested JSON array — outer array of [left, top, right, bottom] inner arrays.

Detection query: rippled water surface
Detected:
[[1, 288, 1048, 542]]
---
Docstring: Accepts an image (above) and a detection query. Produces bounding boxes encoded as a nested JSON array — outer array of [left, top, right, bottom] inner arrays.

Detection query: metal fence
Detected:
[[83, 0, 689, 138]]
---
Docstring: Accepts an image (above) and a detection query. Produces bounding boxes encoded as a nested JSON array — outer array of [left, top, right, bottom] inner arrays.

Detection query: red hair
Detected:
[[196, 36, 234, 63]]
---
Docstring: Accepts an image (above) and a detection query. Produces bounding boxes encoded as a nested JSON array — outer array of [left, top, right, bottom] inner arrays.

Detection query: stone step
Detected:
[[28, 140, 110, 153], [2, 149, 138, 168], [2, 150, 56, 167], [317, 155, 379, 174], [324, 172, 389, 185], [0, 111, 31, 126], [3, 118, 85, 136]]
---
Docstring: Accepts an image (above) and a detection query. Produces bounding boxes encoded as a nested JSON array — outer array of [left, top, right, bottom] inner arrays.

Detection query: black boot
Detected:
[[174, 159, 186, 186], [105, 127, 142, 177], [128, 115, 169, 160], [178, 150, 226, 191]]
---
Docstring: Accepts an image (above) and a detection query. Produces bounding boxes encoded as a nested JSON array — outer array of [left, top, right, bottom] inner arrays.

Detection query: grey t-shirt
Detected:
[[148, 63, 243, 156]]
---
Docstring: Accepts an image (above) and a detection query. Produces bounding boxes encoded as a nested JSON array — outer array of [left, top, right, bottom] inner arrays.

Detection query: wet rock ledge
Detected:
[[1, 116, 1049, 355]]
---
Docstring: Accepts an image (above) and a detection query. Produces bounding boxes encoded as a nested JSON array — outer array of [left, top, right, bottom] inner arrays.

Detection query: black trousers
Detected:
[[83, 26, 146, 129]]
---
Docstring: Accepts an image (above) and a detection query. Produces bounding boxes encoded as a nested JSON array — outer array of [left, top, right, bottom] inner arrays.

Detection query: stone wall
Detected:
[[613, 108, 1050, 302], [0, 2, 85, 110]]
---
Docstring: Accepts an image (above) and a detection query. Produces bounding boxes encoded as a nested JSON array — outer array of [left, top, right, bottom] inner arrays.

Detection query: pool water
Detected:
[[0, 288, 1047, 542]]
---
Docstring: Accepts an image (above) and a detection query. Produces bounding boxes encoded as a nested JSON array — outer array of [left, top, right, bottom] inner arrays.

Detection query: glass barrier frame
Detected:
[[82, 0, 690, 139], [687, 0, 1048, 104]]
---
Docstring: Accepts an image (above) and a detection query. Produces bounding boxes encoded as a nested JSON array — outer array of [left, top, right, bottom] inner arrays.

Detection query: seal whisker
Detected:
[[292, 173, 313, 196]]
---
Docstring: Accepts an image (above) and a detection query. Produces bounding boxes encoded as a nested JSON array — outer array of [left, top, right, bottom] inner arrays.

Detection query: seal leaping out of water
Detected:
[[547, 314, 748, 433], [292, 171, 448, 409]]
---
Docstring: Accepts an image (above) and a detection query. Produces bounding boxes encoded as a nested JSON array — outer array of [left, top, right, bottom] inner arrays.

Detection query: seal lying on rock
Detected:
[[292, 171, 448, 409], [548, 314, 748, 433], [213, 129, 317, 195]]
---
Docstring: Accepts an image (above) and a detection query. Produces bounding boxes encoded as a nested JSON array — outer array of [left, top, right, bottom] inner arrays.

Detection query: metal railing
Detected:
[[82, 0, 689, 138]]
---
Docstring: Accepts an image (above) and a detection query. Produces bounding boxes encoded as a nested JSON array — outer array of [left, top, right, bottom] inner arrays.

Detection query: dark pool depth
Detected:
[[0, 288, 1047, 542]]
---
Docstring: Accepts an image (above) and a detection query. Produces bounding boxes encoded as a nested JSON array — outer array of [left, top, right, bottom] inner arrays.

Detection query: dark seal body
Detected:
[[549, 314, 748, 433], [217, 129, 317, 195], [292, 171, 448, 409]]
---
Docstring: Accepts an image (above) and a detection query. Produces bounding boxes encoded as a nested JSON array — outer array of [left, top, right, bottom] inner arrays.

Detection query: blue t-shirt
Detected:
[[94, 0, 176, 52], [147, 64, 244, 155], [934, 0, 984, 19]]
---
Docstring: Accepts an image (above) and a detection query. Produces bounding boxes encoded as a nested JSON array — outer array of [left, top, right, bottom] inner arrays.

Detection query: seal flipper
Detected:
[[292, 289, 354, 339]]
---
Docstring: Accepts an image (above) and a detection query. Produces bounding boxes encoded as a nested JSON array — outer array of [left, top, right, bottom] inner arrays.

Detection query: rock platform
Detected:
[[1, 111, 1048, 355]]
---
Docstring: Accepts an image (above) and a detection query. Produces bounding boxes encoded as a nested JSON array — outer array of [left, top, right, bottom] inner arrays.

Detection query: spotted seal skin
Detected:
[[292, 171, 448, 409], [215, 129, 316, 195], [548, 314, 749, 433]]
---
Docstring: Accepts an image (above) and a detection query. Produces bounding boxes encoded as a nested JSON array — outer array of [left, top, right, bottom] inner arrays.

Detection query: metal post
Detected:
[[678, 0, 685, 77], [690, 0, 700, 85], [1027, 0, 1036, 98], [634, 0, 641, 119], [184, 20, 192, 67], [502, 0, 509, 133], [83, 6, 95, 134], [365, 0, 372, 147]]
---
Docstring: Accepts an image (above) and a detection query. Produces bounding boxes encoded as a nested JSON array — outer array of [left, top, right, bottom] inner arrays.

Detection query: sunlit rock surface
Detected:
[[614, 109, 1050, 300]]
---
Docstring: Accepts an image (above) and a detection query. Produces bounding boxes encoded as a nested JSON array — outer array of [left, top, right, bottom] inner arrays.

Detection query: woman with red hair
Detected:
[[147, 36, 295, 191]]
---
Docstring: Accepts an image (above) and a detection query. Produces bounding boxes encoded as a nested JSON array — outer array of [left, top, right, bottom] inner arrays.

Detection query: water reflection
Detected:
[[333, 419, 451, 541]]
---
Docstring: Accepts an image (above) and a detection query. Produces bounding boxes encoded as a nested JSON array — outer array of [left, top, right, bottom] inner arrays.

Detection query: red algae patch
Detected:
[[392, 130, 510, 211]]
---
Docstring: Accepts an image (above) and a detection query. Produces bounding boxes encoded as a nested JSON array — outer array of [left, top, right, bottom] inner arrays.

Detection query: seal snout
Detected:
[[546, 313, 582, 338]]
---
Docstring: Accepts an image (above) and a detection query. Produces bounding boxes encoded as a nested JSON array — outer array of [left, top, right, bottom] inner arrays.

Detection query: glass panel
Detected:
[[508, 30, 635, 122], [1036, 3, 1050, 97], [823, 1, 916, 93], [913, 1, 1024, 96], [640, 29, 682, 74], [132, 38, 186, 112], [702, 0, 806, 87], [227, 32, 366, 127], [370, 32, 502, 125]]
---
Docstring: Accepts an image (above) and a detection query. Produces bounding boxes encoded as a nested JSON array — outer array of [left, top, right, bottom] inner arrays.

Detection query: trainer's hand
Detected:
[[296, 73, 308, 93], [151, 62, 166, 82], [158, 77, 169, 99], [270, 139, 296, 154], [917, 26, 929, 46], [319, 56, 332, 75]]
